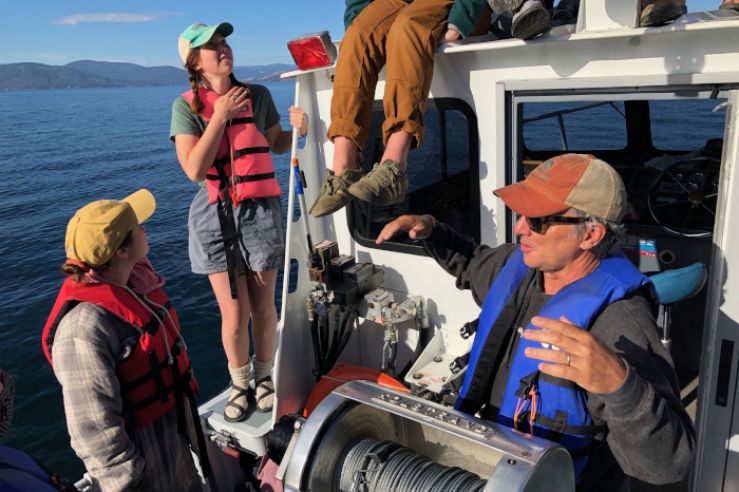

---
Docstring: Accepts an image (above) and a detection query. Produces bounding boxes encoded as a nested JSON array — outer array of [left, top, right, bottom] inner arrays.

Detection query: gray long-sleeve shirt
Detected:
[[52, 302, 200, 492], [422, 222, 695, 491]]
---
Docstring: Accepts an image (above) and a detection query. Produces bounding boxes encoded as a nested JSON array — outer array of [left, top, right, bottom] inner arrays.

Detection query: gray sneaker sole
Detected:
[[511, 4, 551, 39]]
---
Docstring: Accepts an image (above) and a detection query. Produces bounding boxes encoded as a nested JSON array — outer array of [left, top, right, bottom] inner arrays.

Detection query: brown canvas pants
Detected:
[[327, 0, 455, 151]]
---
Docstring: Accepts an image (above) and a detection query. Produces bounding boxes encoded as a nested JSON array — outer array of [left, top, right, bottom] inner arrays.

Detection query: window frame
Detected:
[[347, 97, 481, 256]]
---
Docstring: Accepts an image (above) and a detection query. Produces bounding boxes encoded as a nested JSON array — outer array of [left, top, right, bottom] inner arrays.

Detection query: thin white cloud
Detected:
[[53, 13, 171, 25]]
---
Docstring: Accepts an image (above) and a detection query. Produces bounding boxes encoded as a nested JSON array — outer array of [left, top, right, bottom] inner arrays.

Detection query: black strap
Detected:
[[512, 370, 606, 438], [149, 351, 169, 404], [120, 340, 186, 391], [230, 116, 254, 125], [213, 146, 270, 167], [120, 356, 170, 391], [214, 154, 245, 299], [532, 413, 608, 437], [233, 172, 275, 184], [125, 367, 193, 411], [537, 371, 580, 390], [184, 382, 211, 478], [45, 301, 82, 360], [140, 305, 171, 335], [206, 171, 277, 183]]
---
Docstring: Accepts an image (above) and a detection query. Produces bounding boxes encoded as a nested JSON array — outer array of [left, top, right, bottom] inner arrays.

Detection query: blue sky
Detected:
[[4, 0, 719, 67]]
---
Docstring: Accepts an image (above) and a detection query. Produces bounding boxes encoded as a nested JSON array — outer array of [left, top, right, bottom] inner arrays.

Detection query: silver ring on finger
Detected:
[[565, 353, 571, 366]]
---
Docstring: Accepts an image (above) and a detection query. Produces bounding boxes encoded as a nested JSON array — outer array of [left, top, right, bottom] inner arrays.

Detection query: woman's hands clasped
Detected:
[[213, 86, 249, 122]]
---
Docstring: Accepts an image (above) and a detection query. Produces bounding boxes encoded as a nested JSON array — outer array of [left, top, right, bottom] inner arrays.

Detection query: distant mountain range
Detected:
[[0, 60, 295, 90]]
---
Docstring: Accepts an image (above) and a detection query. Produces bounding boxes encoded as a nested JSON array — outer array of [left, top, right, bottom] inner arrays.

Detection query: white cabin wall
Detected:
[[693, 91, 739, 492]]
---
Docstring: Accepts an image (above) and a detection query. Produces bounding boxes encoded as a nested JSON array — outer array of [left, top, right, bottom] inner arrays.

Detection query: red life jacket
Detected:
[[41, 278, 199, 429], [182, 86, 281, 205]]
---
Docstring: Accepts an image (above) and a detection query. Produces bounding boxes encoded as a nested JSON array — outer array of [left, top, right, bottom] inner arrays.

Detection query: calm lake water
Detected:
[[0, 81, 726, 479]]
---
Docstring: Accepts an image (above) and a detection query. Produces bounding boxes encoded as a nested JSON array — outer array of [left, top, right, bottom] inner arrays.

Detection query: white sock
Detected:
[[225, 362, 252, 420], [253, 356, 273, 383], [253, 357, 274, 412]]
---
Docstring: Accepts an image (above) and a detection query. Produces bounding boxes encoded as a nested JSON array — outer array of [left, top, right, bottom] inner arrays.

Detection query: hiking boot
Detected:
[[640, 0, 687, 27], [511, 0, 552, 39], [309, 168, 363, 217], [347, 159, 408, 206]]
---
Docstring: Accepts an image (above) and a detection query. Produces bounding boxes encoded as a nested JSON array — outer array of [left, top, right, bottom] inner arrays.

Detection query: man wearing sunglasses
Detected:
[[377, 153, 694, 491]]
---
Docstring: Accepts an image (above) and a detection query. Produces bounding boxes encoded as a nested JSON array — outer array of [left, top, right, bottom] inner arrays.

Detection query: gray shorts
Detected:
[[188, 188, 285, 275]]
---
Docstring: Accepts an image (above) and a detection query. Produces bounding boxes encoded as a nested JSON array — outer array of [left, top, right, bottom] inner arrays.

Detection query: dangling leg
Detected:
[[348, 0, 453, 205], [311, 0, 407, 217]]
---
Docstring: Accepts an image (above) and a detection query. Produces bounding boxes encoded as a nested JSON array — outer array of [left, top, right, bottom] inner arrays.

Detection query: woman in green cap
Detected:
[[170, 22, 306, 422]]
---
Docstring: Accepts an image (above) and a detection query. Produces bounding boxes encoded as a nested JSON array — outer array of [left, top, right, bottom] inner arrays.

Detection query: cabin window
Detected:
[[517, 97, 726, 239], [650, 99, 728, 151], [347, 98, 480, 254], [523, 102, 627, 151]]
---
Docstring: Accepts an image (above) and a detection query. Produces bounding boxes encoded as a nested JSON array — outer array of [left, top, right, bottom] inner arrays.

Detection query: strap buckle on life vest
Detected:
[[513, 371, 539, 434]]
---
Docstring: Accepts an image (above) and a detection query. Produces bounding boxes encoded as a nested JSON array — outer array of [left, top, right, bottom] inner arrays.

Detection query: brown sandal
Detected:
[[224, 382, 250, 422], [254, 376, 275, 413]]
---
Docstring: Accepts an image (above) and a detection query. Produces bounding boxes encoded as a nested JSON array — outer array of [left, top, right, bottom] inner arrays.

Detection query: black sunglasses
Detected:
[[525, 215, 589, 234]]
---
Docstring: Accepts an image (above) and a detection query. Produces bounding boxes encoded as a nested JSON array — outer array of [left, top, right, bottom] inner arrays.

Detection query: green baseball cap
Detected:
[[178, 22, 233, 64]]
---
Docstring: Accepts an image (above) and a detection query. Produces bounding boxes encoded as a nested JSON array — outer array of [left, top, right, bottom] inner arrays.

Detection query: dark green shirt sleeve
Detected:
[[448, 0, 488, 38], [345, 0, 373, 29], [169, 95, 205, 141], [249, 84, 281, 133]]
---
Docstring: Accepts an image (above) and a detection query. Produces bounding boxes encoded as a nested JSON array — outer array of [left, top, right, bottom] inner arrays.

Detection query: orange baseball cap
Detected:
[[494, 153, 627, 221]]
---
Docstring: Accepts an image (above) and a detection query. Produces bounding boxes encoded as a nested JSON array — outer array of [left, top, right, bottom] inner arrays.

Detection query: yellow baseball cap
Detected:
[[65, 189, 156, 267]]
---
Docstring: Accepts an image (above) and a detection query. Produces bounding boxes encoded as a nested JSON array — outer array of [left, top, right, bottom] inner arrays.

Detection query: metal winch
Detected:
[[282, 380, 575, 492]]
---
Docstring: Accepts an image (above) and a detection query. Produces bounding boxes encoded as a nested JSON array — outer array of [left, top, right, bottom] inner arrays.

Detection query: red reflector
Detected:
[[287, 31, 337, 71], [222, 446, 241, 458]]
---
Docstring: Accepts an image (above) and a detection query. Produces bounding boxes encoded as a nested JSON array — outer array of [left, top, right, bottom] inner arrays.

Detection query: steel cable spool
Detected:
[[375, 440, 404, 490], [396, 451, 428, 491], [339, 439, 487, 492], [376, 448, 415, 492], [338, 438, 380, 491]]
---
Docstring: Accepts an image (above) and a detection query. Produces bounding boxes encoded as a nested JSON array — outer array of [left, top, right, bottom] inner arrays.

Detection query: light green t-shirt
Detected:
[[169, 83, 280, 140]]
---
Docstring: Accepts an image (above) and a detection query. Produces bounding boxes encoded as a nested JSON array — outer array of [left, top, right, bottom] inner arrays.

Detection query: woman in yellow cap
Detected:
[[41, 189, 205, 492], [170, 22, 306, 422]]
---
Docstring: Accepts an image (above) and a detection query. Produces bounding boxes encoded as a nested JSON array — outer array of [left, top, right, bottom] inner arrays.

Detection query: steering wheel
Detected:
[[647, 156, 720, 238]]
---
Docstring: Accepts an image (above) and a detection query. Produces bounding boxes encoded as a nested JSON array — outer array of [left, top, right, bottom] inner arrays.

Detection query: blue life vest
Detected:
[[0, 445, 60, 492], [455, 248, 650, 480]]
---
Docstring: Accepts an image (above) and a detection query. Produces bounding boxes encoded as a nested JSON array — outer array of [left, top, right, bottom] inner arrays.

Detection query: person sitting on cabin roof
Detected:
[[41, 190, 205, 492], [641, 0, 739, 26], [377, 154, 695, 491], [311, 0, 562, 218]]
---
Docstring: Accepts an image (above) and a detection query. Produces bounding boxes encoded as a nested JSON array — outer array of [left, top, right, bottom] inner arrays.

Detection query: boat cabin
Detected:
[[196, 3, 739, 491]]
